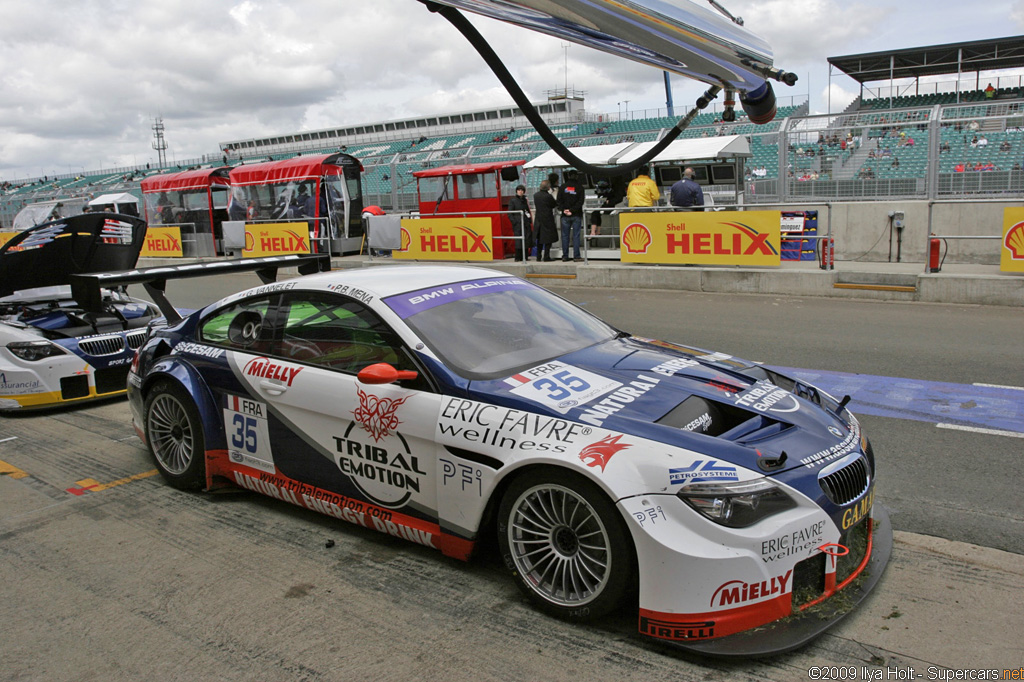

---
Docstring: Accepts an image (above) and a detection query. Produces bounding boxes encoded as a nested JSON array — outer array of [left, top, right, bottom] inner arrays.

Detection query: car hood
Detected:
[[468, 335, 856, 476], [0, 213, 148, 298]]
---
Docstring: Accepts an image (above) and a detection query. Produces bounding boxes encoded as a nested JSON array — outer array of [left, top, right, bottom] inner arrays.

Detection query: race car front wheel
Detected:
[[144, 381, 206, 490], [498, 469, 634, 621]]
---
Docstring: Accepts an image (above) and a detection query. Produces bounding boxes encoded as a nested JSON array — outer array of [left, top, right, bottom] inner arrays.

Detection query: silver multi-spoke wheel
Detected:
[[506, 483, 613, 608], [148, 392, 195, 474], [144, 382, 206, 489]]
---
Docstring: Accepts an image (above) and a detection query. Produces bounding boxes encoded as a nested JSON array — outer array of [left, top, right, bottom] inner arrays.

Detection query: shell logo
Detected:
[[399, 227, 411, 251], [622, 223, 652, 254], [1005, 222, 1024, 259]]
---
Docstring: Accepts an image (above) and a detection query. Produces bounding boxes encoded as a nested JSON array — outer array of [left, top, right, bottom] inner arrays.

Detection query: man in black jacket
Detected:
[[556, 169, 585, 261], [532, 181, 558, 262]]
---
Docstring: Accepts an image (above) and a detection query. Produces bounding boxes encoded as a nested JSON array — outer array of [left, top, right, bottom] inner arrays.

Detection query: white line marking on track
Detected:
[[936, 423, 1024, 439], [0, 436, 18, 444], [973, 383, 1024, 391]]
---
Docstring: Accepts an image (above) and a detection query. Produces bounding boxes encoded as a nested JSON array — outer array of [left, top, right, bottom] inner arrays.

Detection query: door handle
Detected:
[[259, 379, 287, 396]]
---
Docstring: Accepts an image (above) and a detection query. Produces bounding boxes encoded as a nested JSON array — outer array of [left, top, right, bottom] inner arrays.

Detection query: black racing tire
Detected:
[[143, 381, 206, 490], [497, 468, 635, 622]]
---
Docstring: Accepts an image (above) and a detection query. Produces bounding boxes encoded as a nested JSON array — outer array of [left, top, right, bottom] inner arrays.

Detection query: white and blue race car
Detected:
[[80, 257, 890, 655], [0, 214, 160, 411]]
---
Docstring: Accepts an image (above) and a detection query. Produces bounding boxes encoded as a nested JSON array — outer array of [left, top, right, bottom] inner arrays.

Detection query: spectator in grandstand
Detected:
[[627, 165, 660, 207], [508, 184, 533, 262], [905, 136, 915, 147], [1013, 162, 1022, 171], [1000, 140, 1012, 152], [977, 136, 988, 148], [891, 157, 900, 169], [968, 120, 981, 133], [533, 181, 558, 262], [940, 141, 951, 153], [970, 135, 979, 148], [557, 170, 586, 262], [954, 163, 966, 173], [985, 83, 996, 99], [669, 167, 704, 211]]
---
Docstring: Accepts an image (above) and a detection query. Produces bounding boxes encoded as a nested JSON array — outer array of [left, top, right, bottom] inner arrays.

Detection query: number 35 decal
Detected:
[[222, 395, 276, 474], [507, 362, 622, 414], [534, 370, 592, 401]]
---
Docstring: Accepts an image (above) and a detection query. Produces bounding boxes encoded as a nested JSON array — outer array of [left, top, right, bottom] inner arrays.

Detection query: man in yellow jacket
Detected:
[[627, 165, 660, 207]]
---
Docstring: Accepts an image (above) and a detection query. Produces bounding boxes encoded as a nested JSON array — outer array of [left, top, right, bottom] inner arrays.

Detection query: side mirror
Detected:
[[357, 362, 418, 385]]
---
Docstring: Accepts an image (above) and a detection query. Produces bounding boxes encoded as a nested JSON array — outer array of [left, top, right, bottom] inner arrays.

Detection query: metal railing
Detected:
[[924, 198, 1016, 273]]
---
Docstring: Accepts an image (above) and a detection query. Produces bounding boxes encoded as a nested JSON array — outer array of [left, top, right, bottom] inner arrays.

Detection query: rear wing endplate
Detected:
[[70, 254, 331, 324]]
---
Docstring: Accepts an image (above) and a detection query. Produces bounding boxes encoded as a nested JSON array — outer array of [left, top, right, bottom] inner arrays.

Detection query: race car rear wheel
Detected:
[[498, 469, 634, 621], [144, 381, 206, 490]]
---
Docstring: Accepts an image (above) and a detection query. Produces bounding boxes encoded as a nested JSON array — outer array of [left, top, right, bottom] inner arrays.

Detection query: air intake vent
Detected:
[[78, 335, 126, 357], [818, 455, 870, 506]]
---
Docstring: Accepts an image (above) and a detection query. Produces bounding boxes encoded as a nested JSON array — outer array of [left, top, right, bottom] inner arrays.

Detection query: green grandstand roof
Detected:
[[829, 36, 1024, 84]]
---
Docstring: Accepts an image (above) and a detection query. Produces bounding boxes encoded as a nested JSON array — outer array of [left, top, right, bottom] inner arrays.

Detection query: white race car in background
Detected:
[[0, 214, 160, 411]]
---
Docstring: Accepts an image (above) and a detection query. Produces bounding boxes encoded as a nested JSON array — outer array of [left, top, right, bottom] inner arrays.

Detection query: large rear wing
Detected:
[[70, 254, 331, 324]]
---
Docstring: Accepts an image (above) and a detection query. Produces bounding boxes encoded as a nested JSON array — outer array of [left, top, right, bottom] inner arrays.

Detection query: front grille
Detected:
[[78, 335, 126, 357], [819, 455, 870, 505], [126, 329, 148, 350]]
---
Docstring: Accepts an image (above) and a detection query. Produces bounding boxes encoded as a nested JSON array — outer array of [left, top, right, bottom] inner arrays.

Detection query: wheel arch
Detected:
[[140, 358, 223, 451], [479, 461, 640, 569]]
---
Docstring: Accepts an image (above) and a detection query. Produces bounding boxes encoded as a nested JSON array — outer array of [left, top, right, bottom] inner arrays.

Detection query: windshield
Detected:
[[384, 277, 616, 379]]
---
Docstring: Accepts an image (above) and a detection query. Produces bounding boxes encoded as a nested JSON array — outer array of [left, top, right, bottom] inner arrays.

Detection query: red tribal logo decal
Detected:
[[353, 387, 410, 441], [578, 434, 631, 472]]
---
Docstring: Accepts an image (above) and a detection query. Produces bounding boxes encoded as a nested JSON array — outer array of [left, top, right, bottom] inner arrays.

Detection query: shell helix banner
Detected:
[[619, 211, 782, 266], [140, 226, 183, 257], [1001, 207, 1024, 273], [243, 223, 311, 258], [395, 217, 494, 261]]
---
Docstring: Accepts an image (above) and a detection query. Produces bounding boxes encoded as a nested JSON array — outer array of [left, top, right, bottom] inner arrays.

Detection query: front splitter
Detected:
[[651, 503, 894, 658]]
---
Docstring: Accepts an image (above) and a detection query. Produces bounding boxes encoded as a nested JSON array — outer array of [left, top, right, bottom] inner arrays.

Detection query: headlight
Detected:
[[677, 479, 796, 528], [6, 340, 68, 361]]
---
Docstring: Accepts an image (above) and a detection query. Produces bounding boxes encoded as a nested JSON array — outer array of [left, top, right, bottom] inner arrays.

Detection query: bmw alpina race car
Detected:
[[0, 214, 160, 411], [81, 257, 889, 655]]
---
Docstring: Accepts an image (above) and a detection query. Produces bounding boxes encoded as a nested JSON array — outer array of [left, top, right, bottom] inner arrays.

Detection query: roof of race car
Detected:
[[241, 264, 511, 301]]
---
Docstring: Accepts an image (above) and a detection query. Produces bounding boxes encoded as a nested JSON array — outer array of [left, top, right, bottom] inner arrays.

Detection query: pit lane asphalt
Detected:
[[1, 271, 1021, 679]]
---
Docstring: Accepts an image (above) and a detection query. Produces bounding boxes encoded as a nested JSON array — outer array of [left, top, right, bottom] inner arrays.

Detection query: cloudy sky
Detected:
[[1, 0, 1022, 181]]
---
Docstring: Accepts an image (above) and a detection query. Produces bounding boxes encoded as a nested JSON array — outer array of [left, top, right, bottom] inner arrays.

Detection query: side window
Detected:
[[199, 296, 275, 353], [277, 292, 417, 378]]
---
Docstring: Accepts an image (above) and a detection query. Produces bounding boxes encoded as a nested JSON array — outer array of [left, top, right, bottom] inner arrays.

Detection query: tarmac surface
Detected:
[[1, 399, 1021, 680]]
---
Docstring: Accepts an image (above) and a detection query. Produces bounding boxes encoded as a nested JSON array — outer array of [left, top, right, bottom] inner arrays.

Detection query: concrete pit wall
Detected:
[[782, 200, 1018, 265]]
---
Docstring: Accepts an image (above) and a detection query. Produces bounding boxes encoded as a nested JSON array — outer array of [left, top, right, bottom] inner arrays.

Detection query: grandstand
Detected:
[[3, 36, 1024, 230]]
